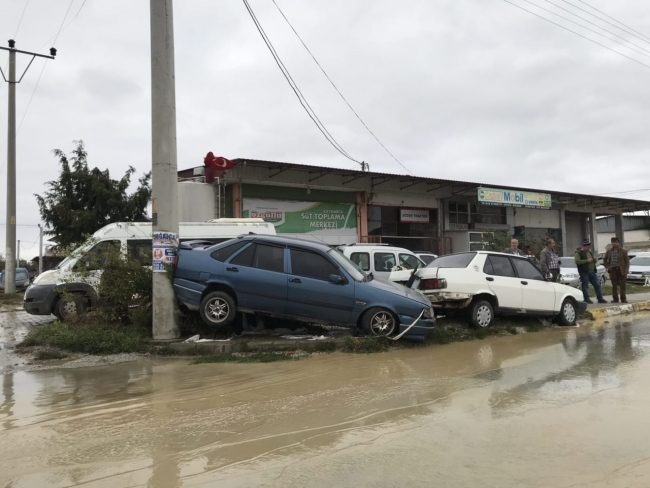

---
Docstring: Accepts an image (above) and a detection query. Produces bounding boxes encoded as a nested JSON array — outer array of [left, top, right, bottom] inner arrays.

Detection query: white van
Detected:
[[24, 219, 276, 320], [340, 244, 425, 283]]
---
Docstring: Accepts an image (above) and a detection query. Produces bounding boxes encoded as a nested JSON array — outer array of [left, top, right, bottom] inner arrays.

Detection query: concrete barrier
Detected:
[[587, 301, 650, 320]]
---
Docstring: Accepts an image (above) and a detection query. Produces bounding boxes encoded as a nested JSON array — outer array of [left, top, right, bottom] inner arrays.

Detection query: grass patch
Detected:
[[19, 321, 145, 354], [342, 336, 391, 353], [192, 352, 301, 364], [589, 284, 648, 297], [34, 348, 68, 360], [309, 340, 337, 353], [0, 292, 23, 306]]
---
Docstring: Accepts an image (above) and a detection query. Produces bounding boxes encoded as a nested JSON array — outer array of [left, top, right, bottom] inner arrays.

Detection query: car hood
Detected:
[[629, 265, 650, 273], [365, 277, 430, 305]]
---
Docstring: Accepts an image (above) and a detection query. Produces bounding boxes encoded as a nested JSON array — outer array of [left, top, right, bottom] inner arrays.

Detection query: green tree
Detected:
[[35, 141, 151, 249]]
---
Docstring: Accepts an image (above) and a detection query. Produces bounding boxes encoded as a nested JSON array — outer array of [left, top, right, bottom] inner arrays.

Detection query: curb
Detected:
[[166, 337, 345, 355], [586, 300, 650, 320]]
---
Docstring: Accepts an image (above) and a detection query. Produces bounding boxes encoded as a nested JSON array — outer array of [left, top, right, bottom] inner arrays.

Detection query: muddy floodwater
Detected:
[[3, 315, 650, 487]]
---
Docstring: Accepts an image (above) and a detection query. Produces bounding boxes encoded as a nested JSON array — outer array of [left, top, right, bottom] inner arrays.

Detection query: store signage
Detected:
[[478, 187, 552, 210], [400, 208, 429, 223], [449, 223, 469, 231], [243, 198, 357, 236]]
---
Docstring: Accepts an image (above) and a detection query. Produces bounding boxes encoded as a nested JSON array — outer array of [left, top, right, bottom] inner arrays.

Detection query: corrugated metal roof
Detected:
[[180, 158, 650, 211]]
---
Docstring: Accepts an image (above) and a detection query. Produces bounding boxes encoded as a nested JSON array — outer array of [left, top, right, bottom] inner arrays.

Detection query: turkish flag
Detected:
[[204, 152, 236, 171]]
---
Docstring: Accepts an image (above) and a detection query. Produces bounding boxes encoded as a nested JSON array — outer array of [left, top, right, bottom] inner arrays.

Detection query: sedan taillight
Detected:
[[421, 278, 447, 290]]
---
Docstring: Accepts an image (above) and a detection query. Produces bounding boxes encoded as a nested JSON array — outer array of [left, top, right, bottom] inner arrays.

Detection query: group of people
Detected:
[[504, 237, 630, 304]]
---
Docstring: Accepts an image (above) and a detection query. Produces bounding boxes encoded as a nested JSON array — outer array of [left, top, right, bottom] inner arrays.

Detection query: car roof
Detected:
[[631, 252, 650, 257], [343, 245, 414, 253]]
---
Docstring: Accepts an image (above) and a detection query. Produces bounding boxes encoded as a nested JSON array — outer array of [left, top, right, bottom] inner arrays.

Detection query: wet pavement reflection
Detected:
[[2, 314, 650, 487]]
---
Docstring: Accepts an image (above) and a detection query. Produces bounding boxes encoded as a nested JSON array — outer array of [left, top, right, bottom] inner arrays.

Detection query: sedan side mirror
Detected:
[[329, 274, 344, 284], [545, 272, 553, 281]]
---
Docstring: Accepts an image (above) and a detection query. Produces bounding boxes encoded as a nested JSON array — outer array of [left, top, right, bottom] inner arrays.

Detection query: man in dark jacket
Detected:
[[503, 238, 524, 256], [604, 237, 630, 303], [539, 239, 561, 282], [574, 239, 606, 304]]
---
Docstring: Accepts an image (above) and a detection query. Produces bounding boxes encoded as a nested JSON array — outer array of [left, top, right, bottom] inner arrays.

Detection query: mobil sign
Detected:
[[478, 187, 552, 210]]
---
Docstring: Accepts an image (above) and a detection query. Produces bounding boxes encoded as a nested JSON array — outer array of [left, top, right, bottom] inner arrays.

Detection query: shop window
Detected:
[[469, 232, 489, 252], [449, 202, 469, 224], [367, 205, 437, 238], [350, 252, 370, 271], [470, 204, 507, 225]]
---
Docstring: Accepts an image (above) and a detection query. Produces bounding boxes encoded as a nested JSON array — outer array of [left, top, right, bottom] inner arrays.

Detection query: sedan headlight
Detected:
[[422, 307, 434, 319]]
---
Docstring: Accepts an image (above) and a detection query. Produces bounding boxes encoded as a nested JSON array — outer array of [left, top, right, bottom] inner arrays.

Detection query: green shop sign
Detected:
[[477, 187, 552, 210], [242, 198, 357, 235]]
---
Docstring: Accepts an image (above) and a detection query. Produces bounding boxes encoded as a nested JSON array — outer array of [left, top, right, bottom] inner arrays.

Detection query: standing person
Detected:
[[574, 239, 606, 304], [503, 238, 524, 256], [604, 237, 630, 303], [539, 239, 561, 282]]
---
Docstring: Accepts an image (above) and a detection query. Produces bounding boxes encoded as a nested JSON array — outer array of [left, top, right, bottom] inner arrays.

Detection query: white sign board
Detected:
[[152, 231, 178, 273], [400, 208, 429, 223]]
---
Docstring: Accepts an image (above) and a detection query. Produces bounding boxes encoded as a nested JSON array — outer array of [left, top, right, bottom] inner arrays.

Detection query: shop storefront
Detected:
[[365, 205, 441, 253]]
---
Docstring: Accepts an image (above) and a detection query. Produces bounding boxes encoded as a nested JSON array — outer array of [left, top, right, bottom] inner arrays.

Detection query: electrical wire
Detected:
[[19, 240, 38, 250], [568, 0, 650, 44], [242, 0, 362, 165], [518, 0, 650, 60], [270, 0, 413, 175], [546, 0, 650, 56], [13, 0, 30, 38], [502, 0, 650, 70]]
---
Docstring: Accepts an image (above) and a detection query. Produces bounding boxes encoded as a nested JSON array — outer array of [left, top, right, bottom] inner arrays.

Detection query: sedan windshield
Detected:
[[560, 259, 578, 268], [328, 249, 366, 282], [630, 257, 650, 267]]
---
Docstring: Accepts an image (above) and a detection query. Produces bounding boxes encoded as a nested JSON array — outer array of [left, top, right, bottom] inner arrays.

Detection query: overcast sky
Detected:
[[1, 0, 650, 259]]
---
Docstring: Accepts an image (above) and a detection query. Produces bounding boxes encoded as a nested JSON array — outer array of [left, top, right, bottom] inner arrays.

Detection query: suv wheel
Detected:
[[469, 299, 494, 328], [558, 298, 577, 326], [54, 294, 86, 322], [363, 307, 397, 337], [200, 291, 236, 327]]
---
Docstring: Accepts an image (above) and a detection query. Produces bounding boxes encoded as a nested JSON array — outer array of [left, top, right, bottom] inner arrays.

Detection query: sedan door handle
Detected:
[[486, 277, 494, 282], [521, 281, 528, 285], [226, 267, 239, 272], [289, 278, 302, 283]]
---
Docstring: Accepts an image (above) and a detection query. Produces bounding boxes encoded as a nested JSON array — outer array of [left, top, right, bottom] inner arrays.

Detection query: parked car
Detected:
[[409, 251, 587, 328], [558, 257, 607, 288], [24, 219, 276, 321], [627, 252, 650, 285], [340, 243, 425, 283], [174, 236, 435, 339], [414, 252, 438, 265], [0, 267, 31, 292]]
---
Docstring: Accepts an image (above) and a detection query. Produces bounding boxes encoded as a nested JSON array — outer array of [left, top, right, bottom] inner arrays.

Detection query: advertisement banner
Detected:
[[478, 187, 552, 210], [152, 231, 178, 273], [243, 198, 357, 236], [400, 208, 429, 223]]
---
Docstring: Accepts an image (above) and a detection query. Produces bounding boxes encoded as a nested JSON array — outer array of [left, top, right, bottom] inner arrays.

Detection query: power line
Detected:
[[502, 0, 650, 70], [520, 0, 650, 60], [568, 0, 650, 45], [270, 0, 412, 175], [545, 0, 650, 56], [13, 0, 30, 38], [241, 0, 362, 165]]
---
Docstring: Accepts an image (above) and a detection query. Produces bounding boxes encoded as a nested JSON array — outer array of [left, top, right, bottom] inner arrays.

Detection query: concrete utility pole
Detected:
[[38, 224, 43, 275], [150, 0, 180, 339], [0, 40, 55, 293], [16, 240, 19, 264]]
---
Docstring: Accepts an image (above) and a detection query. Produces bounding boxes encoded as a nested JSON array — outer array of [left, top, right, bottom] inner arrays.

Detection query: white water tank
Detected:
[[178, 181, 216, 222]]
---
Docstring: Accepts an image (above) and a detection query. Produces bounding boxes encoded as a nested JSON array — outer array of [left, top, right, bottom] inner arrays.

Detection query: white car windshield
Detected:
[[328, 249, 366, 282], [630, 257, 650, 267]]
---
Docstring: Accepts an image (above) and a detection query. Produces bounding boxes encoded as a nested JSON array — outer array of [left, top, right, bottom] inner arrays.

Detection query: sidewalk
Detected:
[[585, 292, 650, 319]]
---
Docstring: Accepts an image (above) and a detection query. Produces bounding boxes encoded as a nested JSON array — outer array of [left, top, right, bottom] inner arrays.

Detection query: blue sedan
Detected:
[[173, 235, 435, 339]]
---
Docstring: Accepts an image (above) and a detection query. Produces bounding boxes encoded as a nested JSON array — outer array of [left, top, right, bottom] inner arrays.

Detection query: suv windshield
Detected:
[[328, 249, 366, 282], [427, 252, 476, 268], [630, 257, 650, 267]]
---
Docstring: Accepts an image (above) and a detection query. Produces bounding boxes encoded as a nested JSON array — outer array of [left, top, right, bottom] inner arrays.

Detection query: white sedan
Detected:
[[407, 251, 587, 328], [558, 257, 607, 288]]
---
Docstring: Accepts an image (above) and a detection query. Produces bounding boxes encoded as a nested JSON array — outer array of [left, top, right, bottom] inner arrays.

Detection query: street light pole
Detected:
[[150, 0, 180, 339], [38, 224, 43, 275], [0, 40, 55, 294]]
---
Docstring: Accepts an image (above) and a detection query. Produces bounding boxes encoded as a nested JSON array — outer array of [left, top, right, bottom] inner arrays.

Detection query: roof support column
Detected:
[[590, 212, 598, 256], [357, 192, 368, 243], [615, 214, 624, 248], [559, 207, 567, 257]]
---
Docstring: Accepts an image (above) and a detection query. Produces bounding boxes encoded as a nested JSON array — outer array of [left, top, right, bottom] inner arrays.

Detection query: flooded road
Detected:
[[2, 315, 650, 487]]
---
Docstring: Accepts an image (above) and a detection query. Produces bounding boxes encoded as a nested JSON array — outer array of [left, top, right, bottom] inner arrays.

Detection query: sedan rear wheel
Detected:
[[199, 291, 236, 328], [363, 307, 397, 337], [469, 299, 494, 328]]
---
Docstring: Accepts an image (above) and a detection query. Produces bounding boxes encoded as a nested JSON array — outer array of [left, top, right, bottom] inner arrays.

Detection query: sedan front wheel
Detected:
[[363, 307, 397, 337], [199, 291, 236, 328]]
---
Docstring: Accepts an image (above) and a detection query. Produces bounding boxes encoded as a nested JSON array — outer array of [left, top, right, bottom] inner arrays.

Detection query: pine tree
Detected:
[[35, 141, 152, 248]]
